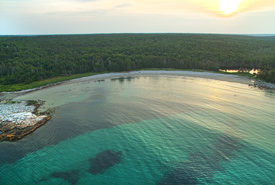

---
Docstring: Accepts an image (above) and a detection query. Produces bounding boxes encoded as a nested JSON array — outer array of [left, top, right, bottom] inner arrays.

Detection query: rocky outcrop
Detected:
[[249, 80, 275, 90], [0, 100, 51, 142], [0, 115, 51, 142]]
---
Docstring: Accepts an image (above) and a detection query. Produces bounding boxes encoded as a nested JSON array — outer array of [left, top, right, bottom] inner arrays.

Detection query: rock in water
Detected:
[[51, 170, 80, 185], [89, 150, 122, 175], [157, 168, 197, 185]]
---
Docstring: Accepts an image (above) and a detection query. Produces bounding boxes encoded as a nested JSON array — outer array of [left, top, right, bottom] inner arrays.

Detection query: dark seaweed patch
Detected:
[[158, 133, 242, 184], [51, 169, 80, 185], [157, 167, 197, 185], [89, 150, 122, 175]]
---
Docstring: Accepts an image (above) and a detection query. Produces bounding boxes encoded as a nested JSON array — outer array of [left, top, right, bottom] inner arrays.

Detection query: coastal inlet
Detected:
[[0, 100, 51, 141]]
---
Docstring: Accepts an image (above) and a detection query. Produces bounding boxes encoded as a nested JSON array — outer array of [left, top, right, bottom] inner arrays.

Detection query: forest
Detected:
[[1, 34, 275, 85]]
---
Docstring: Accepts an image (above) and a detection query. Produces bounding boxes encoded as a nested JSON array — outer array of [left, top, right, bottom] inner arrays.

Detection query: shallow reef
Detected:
[[51, 170, 80, 185], [89, 150, 123, 175]]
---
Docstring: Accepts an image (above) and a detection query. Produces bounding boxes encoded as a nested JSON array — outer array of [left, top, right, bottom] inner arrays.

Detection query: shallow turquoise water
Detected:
[[0, 76, 275, 184]]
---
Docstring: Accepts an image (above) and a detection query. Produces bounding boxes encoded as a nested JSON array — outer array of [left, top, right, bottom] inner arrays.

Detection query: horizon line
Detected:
[[1, 33, 275, 37]]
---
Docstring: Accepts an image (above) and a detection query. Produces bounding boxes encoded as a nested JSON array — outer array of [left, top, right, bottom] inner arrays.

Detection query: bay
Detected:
[[0, 74, 274, 184]]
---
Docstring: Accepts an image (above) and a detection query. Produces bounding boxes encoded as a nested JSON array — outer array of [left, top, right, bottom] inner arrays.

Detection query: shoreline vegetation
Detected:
[[0, 72, 104, 92]]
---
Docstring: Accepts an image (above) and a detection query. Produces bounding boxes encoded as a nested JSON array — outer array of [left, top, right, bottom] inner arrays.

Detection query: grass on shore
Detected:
[[213, 70, 255, 77], [0, 72, 104, 92], [141, 68, 257, 77]]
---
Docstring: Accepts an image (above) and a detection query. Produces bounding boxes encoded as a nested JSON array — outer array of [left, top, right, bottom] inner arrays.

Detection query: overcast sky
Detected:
[[0, 0, 274, 35]]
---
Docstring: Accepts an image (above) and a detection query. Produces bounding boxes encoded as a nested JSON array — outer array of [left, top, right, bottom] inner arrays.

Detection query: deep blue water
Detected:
[[0, 76, 274, 184]]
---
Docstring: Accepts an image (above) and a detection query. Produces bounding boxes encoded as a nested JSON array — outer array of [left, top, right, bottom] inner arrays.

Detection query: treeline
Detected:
[[258, 69, 275, 83], [0, 34, 275, 85]]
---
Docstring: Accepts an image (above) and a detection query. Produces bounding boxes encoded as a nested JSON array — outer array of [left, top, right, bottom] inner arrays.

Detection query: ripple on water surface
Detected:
[[0, 76, 274, 184]]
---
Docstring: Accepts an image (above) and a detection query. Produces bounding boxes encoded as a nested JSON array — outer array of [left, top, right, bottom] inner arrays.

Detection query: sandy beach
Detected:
[[70, 70, 253, 84], [1, 70, 256, 113], [2, 70, 264, 141], [1, 69, 273, 140]]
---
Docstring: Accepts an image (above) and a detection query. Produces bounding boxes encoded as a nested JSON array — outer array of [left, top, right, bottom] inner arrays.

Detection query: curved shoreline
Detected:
[[2, 70, 274, 96], [0, 70, 273, 142], [3, 70, 275, 110], [0, 70, 253, 96], [2, 70, 274, 111], [69, 70, 253, 85]]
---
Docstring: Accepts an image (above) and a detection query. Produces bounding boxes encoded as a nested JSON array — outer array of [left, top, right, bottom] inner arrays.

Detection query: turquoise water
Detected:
[[0, 76, 275, 184]]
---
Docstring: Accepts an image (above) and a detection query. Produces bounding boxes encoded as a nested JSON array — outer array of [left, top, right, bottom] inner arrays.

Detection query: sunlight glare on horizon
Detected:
[[219, 0, 243, 15], [1, 0, 275, 34]]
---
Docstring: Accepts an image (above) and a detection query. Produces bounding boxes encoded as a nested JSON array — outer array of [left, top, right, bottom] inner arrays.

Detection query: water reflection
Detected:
[[110, 76, 136, 83]]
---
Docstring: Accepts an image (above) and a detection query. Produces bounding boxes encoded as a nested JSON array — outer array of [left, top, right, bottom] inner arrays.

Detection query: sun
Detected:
[[219, 0, 242, 15]]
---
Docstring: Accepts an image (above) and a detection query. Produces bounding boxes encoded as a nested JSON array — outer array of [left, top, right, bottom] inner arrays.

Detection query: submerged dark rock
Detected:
[[89, 150, 122, 175], [157, 167, 197, 185], [51, 169, 80, 185], [158, 133, 242, 185]]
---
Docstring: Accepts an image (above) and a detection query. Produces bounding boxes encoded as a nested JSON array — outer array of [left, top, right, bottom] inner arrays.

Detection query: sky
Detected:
[[0, 0, 275, 35]]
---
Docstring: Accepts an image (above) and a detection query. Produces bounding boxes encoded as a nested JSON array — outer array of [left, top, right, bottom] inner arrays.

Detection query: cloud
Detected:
[[127, 0, 275, 17], [1, 0, 275, 35], [2, 0, 275, 18], [239, 0, 275, 12], [44, 1, 132, 17], [115, 3, 131, 9], [73, 0, 98, 1]]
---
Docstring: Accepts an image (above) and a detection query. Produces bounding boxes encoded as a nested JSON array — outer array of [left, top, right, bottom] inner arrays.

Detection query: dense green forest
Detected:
[[1, 34, 275, 85], [258, 69, 275, 83]]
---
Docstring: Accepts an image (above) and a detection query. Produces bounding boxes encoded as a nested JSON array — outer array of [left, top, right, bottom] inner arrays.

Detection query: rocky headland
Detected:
[[0, 100, 51, 142], [250, 80, 275, 90]]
